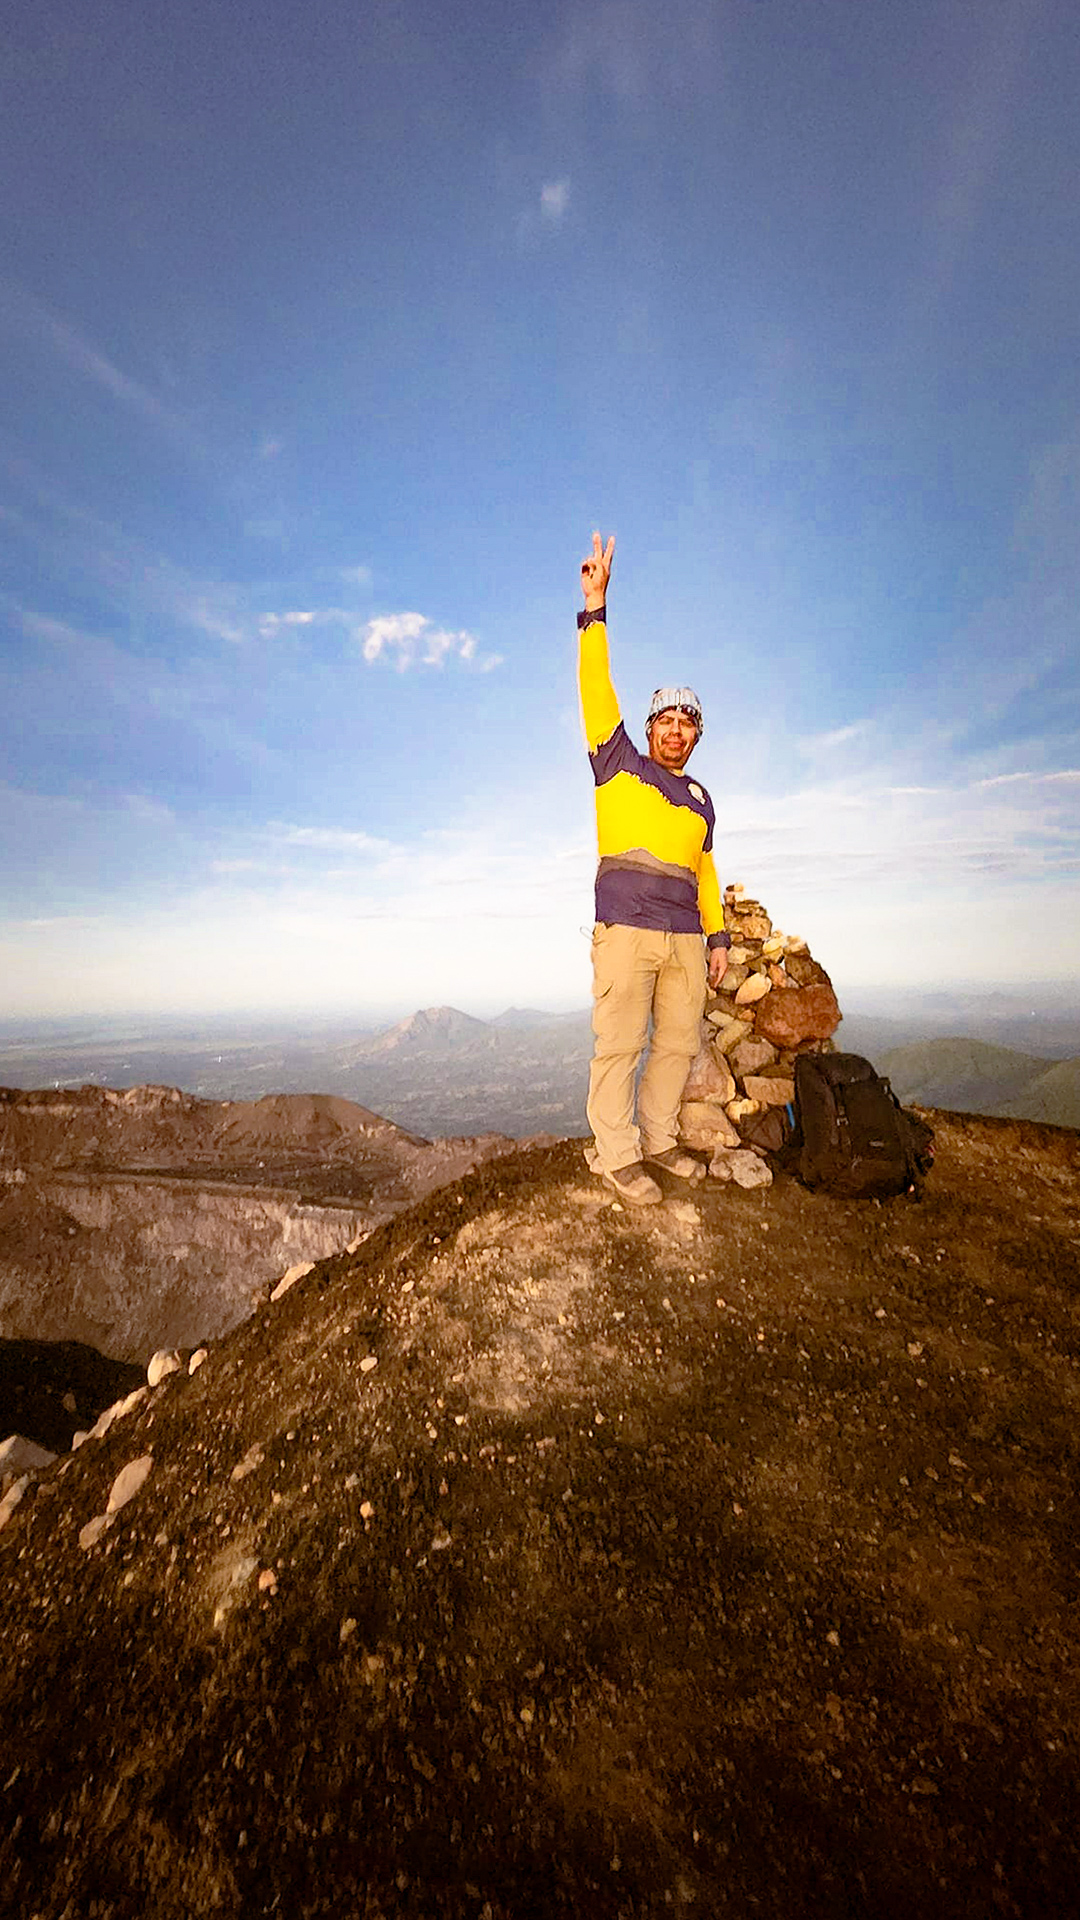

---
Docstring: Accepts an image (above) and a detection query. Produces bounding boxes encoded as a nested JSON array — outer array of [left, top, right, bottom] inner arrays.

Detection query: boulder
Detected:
[[0, 1434, 57, 1482], [708, 1148, 773, 1188], [739, 1107, 789, 1154], [730, 1036, 778, 1077], [682, 1047, 736, 1106], [755, 981, 840, 1049], [741, 1075, 796, 1108], [734, 973, 771, 1007], [147, 1350, 182, 1388], [708, 1015, 753, 1053], [780, 951, 829, 989], [678, 1101, 741, 1152], [727, 910, 772, 941], [706, 993, 742, 1025]]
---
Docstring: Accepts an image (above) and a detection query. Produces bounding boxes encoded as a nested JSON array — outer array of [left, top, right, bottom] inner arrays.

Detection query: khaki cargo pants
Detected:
[[585, 923, 706, 1175]]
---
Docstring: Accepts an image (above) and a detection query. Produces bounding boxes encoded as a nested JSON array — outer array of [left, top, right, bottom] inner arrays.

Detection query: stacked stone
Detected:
[[678, 883, 841, 1163]]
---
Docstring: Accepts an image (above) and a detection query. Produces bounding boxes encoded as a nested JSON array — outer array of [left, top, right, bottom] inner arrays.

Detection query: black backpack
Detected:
[[791, 1052, 934, 1199]]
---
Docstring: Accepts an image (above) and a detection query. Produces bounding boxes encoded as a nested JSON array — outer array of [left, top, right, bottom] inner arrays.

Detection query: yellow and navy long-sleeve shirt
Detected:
[[578, 608, 727, 948]]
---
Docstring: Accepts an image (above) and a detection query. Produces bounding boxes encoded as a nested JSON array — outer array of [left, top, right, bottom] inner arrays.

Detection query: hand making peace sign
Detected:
[[580, 530, 615, 611]]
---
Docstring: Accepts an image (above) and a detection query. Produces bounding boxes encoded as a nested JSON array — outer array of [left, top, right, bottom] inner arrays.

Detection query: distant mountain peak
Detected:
[[367, 1005, 492, 1055]]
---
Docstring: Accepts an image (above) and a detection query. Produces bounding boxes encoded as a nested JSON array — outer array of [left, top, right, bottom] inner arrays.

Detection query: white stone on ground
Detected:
[[270, 1261, 315, 1302], [106, 1454, 154, 1513], [708, 1148, 773, 1188], [230, 1443, 265, 1481], [78, 1512, 114, 1551], [89, 1386, 149, 1443], [0, 1476, 30, 1533]]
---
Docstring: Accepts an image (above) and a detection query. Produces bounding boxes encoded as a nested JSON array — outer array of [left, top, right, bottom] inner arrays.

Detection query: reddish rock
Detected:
[[755, 981, 841, 1049]]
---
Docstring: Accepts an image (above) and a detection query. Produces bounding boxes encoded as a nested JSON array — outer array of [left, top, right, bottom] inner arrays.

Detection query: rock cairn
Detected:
[[678, 884, 841, 1181]]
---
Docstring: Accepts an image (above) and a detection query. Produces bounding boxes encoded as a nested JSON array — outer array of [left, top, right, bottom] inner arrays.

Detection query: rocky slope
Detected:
[[2, 1111, 1079, 1918], [0, 1084, 536, 1360]]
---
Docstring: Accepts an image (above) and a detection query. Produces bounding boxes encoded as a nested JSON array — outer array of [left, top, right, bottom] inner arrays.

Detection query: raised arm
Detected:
[[577, 531, 621, 751]]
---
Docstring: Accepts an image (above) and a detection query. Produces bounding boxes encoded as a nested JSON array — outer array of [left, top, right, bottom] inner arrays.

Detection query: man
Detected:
[[578, 531, 729, 1204]]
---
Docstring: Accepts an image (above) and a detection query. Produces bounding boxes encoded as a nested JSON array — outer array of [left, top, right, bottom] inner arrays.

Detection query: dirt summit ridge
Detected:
[[2, 1111, 1080, 1919]]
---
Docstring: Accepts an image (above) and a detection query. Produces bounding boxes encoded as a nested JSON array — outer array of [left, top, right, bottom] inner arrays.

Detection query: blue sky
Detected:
[[2, 0, 1078, 1018]]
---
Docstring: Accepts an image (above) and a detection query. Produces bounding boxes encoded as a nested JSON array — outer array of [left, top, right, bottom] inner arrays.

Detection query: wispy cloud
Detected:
[[271, 824, 393, 855], [2, 751, 1078, 1016], [976, 769, 1080, 789], [0, 457, 376, 659], [517, 175, 572, 246], [546, 0, 727, 109], [798, 720, 871, 755], [540, 178, 570, 223], [358, 612, 500, 672], [911, 0, 1037, 343], [0, 276, 195, 449]]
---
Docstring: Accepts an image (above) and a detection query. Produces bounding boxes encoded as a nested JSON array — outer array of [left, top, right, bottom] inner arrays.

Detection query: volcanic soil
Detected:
[[0, 1085, 533, 1364], [2, 1110, 1079, 1919]]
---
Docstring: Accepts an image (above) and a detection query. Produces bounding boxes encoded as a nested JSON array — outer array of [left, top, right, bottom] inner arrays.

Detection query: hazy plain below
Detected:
[[1, 982, 1077, 1136]]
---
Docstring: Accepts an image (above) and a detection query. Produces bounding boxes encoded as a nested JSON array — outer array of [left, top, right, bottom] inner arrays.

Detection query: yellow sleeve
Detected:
[[697, 848, 724, 940], [577, 616, 622, 752]]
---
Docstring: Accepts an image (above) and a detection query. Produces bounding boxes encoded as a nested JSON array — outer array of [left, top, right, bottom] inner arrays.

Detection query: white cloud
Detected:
[[2, 751, 1079, 1018], [361, 611, 426, 664], [540, 178, 571, 223], [797, 720, 871, 756], [976, 769, 1080, 789], [257, 606, 355, 638], [271, 824, 393, 855], [122, 793, 175, 826], [358, 612, 497, 672], [15, 607, 97, 648]]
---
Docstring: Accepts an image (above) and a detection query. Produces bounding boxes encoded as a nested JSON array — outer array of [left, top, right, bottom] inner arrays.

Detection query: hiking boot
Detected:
[[646, 1148, 706, 1184], [601, 1162, 663, 1206]]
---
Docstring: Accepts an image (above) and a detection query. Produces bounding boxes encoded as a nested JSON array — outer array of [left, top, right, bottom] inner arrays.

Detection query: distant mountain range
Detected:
[[0, 1006, 596, 1139], [1, 1005, 1077, 1136]]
